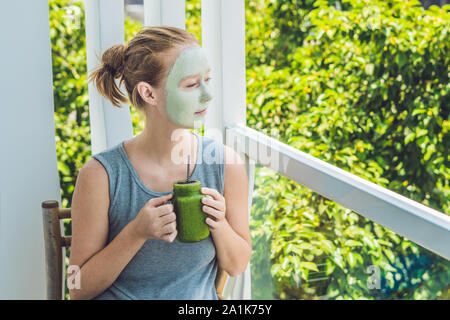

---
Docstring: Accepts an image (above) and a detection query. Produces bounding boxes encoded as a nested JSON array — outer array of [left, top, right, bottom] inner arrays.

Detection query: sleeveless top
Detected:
[[90, 132, 224, 300]]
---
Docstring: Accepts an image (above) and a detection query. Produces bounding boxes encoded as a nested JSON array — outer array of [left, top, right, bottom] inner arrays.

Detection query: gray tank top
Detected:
[[90, 132, 224, 300]]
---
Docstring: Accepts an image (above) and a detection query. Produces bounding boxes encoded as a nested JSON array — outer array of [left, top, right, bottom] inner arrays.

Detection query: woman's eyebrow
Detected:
[[180, 68, 211, 81]]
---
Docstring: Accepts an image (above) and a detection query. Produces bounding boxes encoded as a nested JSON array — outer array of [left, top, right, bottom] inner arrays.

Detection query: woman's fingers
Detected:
[[157, 203, 174, 217], [201, 187, 225, 202], [162, 221, 177, 234], [201, 196, 225, 212], [205, 217, 219, 229], [200, 188, 227, 232], [202, 205, 224, 221], [161, 230, 177, 243], [161, 212, 176, 225]]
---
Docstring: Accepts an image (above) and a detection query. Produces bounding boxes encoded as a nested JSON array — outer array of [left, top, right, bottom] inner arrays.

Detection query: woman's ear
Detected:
[[137, 81, 158, 106]]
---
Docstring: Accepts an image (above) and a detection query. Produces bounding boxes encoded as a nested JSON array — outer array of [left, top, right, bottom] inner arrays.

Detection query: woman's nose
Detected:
[[200, 85, 213, 104]]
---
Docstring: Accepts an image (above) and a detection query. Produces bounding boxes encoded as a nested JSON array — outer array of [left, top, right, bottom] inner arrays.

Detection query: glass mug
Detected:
[[168, 179, 210, 242]]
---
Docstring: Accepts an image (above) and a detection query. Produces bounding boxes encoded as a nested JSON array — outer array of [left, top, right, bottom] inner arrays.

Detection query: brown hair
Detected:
[[88, 26, 199, 110]]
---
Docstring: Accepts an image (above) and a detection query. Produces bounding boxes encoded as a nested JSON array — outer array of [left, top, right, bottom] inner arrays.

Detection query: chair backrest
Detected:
[[41, 200, 228, 300]]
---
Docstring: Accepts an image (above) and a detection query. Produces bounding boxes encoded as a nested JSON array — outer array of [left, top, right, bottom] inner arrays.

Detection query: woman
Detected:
[[68, 26, 251, 300]]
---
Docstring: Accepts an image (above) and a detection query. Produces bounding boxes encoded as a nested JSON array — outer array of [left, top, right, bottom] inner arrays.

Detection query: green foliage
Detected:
[[186, 0, 202, 44], [50, 0, 89, 212], [247, 0, 450, 299], [251, 166, 450, 299]]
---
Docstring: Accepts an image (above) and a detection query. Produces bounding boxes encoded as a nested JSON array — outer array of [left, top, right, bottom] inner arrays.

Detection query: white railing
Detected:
[[225, 124, 450, 261]]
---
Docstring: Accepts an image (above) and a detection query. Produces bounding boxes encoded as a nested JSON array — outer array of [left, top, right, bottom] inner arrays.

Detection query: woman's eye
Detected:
[[187, 78, 211, 88]]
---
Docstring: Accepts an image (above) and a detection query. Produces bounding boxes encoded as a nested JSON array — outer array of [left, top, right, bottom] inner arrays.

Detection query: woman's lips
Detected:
[[194, 107, 208, 116]]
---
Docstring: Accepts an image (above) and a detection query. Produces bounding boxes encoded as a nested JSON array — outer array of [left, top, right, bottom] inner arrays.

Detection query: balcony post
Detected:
[[143, 0, 185, 29], [85, 0, 133, 153]]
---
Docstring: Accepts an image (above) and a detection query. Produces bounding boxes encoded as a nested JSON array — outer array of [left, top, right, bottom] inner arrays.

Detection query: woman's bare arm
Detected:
[[203, 145, 252, 277], [68, 158, 147, 300]]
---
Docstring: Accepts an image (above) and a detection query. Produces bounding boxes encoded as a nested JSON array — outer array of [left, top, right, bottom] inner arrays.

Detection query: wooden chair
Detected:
[[41, 200, 228, 300]]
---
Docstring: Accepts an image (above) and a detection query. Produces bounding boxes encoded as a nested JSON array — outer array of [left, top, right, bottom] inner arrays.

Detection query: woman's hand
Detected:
[[201, 187, 228, 232], [131, 193, 177, 242]]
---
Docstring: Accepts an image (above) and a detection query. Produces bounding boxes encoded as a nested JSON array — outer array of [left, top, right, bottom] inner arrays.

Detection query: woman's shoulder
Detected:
[[200, 133, 242, 164], [92, 141, 123, 159], [197, 133, 224, 164], [197, 132, 224, 150], [90, 141, 126, 176]]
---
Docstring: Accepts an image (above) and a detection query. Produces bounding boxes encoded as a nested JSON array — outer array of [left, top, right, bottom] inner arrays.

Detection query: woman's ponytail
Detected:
[[88, 44, 128, 107]]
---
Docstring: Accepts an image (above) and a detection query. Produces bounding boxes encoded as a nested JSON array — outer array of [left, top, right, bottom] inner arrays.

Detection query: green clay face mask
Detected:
[[165, 46, 213, 128]]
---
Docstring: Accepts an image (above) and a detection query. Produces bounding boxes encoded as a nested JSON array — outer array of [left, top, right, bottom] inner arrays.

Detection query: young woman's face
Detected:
[[164, 45, 213, 129]]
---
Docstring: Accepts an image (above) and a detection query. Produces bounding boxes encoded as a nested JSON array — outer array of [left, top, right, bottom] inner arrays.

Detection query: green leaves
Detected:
[[395, 52, 407, 69], [247, 0, 449, 300], [300, 261, 319, 272]]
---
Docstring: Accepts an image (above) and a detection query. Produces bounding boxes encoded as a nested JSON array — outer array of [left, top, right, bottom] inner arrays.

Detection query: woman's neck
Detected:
[[135, 123, 194, 168]]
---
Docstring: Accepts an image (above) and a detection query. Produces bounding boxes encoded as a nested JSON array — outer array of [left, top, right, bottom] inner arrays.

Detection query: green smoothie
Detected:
[[173, 179, 210, 242]]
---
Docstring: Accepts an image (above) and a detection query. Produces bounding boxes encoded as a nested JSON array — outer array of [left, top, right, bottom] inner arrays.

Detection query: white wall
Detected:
[[0, 0, 60, 299]]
